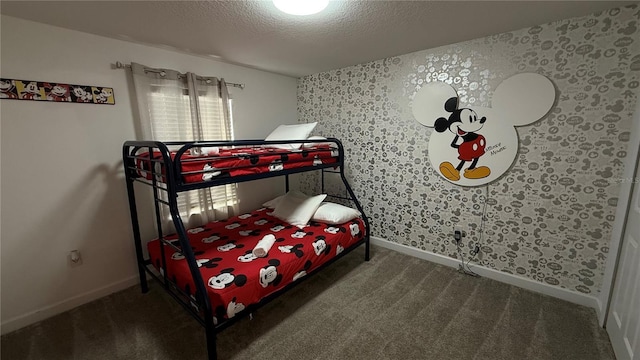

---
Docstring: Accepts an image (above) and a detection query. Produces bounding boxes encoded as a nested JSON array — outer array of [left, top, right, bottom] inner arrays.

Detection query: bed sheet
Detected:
[[136, 145, 338, 184], [147, 207, 365, 322]]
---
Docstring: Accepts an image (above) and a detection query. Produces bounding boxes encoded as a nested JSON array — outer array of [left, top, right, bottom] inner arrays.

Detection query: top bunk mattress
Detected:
[[135, 145, 339, 184], [147, 207, 366, 322]]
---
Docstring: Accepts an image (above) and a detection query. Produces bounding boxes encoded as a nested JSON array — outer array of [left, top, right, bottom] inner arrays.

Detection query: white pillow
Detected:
[[265, 122, 318, 150], [271, 191, 327, 228], [312, 202, 361, 224], [262, 195, 284, 209], [303, 135, 333, 148]]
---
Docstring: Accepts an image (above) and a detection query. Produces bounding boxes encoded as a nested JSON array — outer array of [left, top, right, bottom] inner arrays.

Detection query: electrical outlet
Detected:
[[453, 225, 467, 242], [453, 225, 464, 243], [68, 250, 83, 267]]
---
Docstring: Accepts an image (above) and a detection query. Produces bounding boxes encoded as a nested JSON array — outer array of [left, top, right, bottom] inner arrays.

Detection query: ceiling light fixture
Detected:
[[273, 0, 329, 16]]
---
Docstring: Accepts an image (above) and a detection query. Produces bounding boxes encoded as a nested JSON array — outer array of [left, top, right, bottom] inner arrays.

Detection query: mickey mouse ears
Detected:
[[412, 73, 556, 128], [491, 73, 555, 126], [412, 81, 457, 127]]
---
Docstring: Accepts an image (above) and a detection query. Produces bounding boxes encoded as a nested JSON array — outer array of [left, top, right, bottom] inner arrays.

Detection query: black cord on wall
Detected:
[[457, 185, 489, 277]]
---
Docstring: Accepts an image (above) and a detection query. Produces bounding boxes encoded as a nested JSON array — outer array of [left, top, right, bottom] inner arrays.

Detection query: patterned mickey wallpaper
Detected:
[[297, 5, 640, 296]]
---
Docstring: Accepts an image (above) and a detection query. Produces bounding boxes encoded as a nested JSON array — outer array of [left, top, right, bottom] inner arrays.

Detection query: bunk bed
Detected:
[[122, 138, 370, 360]]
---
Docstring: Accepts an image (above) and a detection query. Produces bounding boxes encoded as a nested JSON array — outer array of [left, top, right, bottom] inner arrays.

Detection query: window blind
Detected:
[[147, 86, 237, 219]]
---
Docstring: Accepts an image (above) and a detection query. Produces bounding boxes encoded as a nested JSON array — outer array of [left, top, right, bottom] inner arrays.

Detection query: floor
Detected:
[[1, 246, 615, 360]]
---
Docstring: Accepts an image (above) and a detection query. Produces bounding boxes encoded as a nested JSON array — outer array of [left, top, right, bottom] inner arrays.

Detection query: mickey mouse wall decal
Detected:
[[435, 97, 490, 181], [1, 78, 115, 105], [412, 73, 556, 186]]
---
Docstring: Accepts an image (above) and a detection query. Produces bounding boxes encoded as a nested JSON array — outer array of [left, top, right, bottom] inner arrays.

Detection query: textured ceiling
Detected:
[[1, 1, 636, 77]]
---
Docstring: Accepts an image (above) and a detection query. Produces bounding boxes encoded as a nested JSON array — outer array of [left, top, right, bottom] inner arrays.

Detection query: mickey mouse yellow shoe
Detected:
[[439, 161, 460, 181], [464, 166, 491, 179]]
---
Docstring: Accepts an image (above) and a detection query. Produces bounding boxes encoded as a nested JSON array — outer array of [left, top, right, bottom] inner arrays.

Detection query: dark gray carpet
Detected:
[[2, 246, 614, 360]]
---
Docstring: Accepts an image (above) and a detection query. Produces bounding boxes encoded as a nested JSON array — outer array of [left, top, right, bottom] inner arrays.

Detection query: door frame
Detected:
[[600, 95, 640, 327]]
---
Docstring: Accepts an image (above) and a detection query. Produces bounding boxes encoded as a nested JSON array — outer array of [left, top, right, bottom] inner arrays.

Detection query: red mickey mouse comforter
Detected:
[[136, 145, 338, 184], [147, 207, 365, 322]]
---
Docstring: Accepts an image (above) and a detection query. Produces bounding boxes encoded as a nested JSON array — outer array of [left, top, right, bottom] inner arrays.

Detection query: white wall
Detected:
[[0, 15, 297, 334]]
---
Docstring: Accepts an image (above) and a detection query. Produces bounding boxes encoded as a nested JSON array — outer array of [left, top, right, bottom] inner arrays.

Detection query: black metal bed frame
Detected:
[[122, 138, 370, 360]]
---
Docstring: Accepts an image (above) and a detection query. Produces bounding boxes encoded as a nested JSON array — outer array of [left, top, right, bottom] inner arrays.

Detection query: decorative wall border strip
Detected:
[[1, 78, 115, 104]]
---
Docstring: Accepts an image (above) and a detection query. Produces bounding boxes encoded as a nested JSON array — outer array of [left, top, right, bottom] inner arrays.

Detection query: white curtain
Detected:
[[130, 63, 238, 231]]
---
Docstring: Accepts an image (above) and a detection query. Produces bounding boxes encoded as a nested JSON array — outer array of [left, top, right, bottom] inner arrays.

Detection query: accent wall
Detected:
[[297, 5, 640, 296]]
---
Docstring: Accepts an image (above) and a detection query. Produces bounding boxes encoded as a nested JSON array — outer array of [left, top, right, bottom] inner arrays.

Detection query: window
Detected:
[[147, 83, 238, 222]]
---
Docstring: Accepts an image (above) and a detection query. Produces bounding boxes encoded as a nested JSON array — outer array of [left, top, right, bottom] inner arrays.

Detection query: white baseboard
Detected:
[[594, 297, 603, 325], [1, 275, 140, 335], [371, 236, 601, 311]]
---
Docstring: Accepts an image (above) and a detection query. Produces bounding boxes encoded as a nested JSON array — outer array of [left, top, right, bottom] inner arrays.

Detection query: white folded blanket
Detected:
[[252, 234, 276, 258]]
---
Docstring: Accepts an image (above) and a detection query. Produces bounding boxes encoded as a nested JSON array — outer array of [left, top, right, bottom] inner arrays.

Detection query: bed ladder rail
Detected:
[[123, 141, 218, 360], [317, 145, 370, 262]]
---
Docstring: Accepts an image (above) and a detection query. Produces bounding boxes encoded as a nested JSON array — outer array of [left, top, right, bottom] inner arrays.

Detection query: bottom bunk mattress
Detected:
[[147, 207, 366, 322]]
